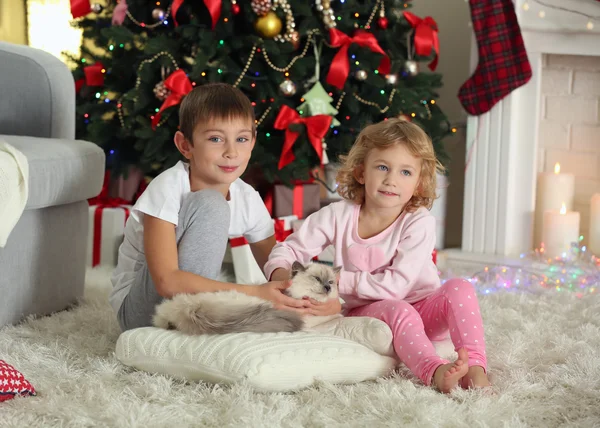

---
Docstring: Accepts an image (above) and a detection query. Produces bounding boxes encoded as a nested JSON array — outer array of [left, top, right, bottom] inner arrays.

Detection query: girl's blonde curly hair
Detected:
[[335, 118, 445, 212]]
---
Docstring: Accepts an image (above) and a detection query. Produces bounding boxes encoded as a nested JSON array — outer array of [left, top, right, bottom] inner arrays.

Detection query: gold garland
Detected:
[[125, 6, 172, 29], [117, 51, 179, 128]]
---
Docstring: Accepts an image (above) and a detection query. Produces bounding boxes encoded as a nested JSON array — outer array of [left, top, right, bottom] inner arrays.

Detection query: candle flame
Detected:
[[554, 163, 560, 174], [560, 203, 566, 215]]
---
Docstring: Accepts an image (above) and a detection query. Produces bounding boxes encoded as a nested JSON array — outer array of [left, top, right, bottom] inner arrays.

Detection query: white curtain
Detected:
[[27, 0, 82, 62]]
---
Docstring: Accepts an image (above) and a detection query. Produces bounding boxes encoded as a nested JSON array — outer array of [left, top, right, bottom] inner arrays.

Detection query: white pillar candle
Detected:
[[534, 163, 575, 249], [542, 203, 580, 259], [589, 193, 600, 256]]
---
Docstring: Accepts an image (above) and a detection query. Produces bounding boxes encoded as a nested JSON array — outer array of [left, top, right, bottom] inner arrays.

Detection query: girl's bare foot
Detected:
[[432, 348, 469, 393], [460, 366, 491, 389]]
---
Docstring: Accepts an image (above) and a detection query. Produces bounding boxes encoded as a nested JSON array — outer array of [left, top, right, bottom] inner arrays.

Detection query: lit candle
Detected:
[[590, 193, 600, 256], [542, 203, 580, 259], [534, 163, 575, 249]]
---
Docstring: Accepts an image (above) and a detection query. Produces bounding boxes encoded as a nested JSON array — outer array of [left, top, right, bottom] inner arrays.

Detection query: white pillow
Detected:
[[115, 327, 397, 392], [305, 316, 396, 357]]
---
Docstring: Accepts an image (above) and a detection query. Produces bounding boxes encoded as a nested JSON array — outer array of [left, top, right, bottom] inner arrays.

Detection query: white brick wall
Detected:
[[539, 54, 600, 246]]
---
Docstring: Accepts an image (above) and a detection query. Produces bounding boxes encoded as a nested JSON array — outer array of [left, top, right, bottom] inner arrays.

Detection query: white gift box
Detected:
[[86, 204, 131, 267], [230, 215, 297, 284]]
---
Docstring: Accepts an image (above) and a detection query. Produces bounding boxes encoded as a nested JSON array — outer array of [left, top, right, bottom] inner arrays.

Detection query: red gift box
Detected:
[[265, 182, 321, 219]]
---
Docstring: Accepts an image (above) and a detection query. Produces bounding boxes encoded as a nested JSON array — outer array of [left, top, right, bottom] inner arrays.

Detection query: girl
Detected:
[[265, 118, 491, 393]]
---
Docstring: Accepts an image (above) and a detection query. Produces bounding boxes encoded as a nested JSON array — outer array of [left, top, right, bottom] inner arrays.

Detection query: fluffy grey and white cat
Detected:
[[152, 261, 341, 335]]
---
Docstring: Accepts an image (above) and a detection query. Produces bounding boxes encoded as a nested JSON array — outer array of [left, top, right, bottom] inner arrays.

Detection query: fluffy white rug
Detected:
[[1, 267, 600, 427]]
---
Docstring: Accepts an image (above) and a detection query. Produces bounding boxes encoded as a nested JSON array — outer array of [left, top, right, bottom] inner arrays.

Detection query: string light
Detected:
[[440, 241, 599, 297], [523, 2, 530, 11]]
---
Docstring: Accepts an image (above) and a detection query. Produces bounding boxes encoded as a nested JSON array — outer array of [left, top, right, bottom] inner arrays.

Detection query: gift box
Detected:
[[271, 182, 321, 219], [86, 202, 131, 267], [230, 216, 297, 284]]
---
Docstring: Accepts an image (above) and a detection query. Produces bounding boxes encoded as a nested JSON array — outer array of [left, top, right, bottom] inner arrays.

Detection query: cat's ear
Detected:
[[291, 261, 305, 277], [333, 266, 342, 276]]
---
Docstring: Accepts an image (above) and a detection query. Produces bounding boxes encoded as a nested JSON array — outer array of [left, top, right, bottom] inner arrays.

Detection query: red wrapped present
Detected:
[[86, 172, 131, 267], [229, 216, 297, 284], [265, 182, 321, 219]]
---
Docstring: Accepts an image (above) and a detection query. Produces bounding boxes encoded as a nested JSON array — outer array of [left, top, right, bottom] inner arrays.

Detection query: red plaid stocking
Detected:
[[458, 0, 532, 116]]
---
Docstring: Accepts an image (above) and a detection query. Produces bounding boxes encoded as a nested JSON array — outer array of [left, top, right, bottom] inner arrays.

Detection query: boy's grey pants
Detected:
[[117, 189, 230, 331]]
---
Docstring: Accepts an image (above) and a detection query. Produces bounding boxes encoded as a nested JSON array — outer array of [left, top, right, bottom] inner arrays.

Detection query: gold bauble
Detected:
[[254, 11, 283, 39]]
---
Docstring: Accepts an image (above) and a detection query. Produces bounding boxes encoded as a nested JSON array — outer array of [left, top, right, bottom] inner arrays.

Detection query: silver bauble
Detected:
[[91, 3, 103, 13], [355, 69, 368, 81], [402, 60, 419, 77], [386, 73, 398, 85], [279, 79, 297, 96], [152, 8, 166, 20]]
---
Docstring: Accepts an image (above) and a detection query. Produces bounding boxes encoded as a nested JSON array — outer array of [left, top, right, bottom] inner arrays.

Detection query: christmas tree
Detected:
[[70, 0, 453, 187]]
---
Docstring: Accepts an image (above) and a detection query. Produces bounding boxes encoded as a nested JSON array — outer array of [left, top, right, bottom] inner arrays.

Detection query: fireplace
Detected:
[[457, 0, 600, 258]]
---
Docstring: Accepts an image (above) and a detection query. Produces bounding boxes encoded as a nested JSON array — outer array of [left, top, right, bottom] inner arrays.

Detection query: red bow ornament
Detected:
[[172, 0, 221, 29], [403, 12, 440, 71], [151, 69, 193, 130], [84, 62, 105, 86], [274, 105, 332, 170], [76, 62, 105, 93], [326, 28, 391, 90], [70, 0, 91, 18]]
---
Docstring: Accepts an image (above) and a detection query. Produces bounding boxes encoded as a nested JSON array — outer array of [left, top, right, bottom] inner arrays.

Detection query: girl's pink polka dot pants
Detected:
[[347, 279, 487, 386]]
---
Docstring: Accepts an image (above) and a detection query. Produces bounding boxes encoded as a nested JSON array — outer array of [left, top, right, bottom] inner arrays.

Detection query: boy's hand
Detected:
[[246, 280, 309, 314], [304, 297, 342, 316]]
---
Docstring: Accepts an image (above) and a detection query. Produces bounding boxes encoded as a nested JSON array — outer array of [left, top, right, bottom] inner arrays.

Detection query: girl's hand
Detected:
[[269, 268, 291, 282], [304, 297, 342, 316], [247, 280, 309, 314]]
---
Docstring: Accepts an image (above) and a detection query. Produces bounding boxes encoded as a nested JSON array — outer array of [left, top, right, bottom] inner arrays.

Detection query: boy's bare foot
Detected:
[[460, 366, 491, 389], [432, 348, 469, 393]]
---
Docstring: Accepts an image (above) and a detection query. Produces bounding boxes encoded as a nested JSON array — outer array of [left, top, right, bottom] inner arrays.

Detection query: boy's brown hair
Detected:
[[179, 83, 256, 144], [336, 118, 445, 212]]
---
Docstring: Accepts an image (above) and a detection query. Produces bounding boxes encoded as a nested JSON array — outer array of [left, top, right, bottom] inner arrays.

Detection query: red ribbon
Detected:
[[172, 0, 221, 29], [230, 236, 248, 247], [152, 69, 193, 130], [84, 62, 105, 87], [326, 28, 391, 90], [70, 0, 91, 18], [403, 11, 440, 71], [274, 105, 332, 170], [274, 219, 293, 242]]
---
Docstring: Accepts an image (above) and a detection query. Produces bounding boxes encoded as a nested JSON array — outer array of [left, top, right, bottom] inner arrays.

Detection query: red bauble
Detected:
[[232, 4, 240, 14], [377, 17, 389, 29]]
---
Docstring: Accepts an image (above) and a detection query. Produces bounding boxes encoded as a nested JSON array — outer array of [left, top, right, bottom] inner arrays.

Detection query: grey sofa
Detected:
[[0, 42, 105, 327]]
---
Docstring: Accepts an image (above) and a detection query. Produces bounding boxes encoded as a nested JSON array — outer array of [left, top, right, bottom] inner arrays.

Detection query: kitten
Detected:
[[152, 261, 341, 335]]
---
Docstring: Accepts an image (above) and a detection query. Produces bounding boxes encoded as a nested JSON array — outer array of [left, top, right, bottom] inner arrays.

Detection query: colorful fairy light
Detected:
[[441, 240, 599, 297]]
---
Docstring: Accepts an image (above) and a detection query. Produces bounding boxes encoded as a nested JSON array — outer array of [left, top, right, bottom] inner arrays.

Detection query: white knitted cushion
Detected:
[[115, 327, 397, 392], [306, 316, 395, 357]]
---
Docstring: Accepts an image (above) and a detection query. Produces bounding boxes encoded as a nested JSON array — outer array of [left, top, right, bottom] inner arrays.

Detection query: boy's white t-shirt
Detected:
[[109, 161, 274, 314]]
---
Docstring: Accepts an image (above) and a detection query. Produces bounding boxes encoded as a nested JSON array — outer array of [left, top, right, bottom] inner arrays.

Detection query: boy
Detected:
[[110, 83, 316, 331]]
